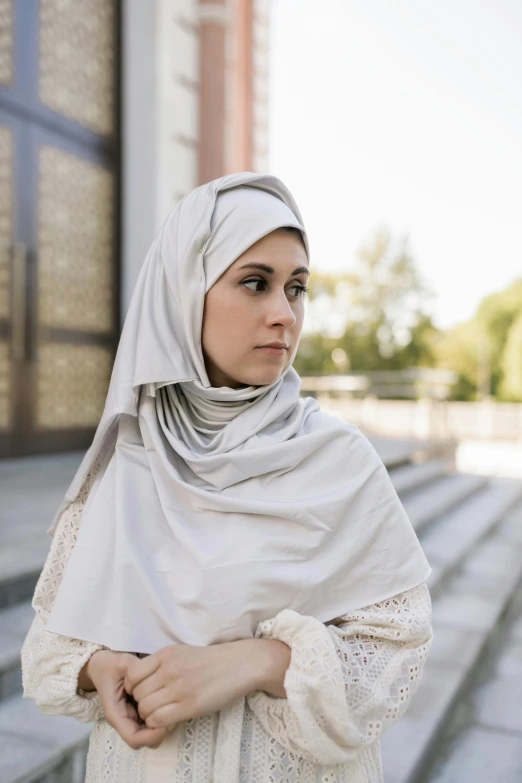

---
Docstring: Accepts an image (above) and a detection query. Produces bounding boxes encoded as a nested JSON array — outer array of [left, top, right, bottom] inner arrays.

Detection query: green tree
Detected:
[[475, 279, 522, 398], [500, 310, 522, 400], [293, 226, 522, 403], [429, 319, 484, 400], [428, 278, 522, 401], [294, 225, 438, 377]]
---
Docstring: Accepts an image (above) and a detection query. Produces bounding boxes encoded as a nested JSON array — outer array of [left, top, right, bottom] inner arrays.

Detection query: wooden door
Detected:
[[0, 0, 120, 457]]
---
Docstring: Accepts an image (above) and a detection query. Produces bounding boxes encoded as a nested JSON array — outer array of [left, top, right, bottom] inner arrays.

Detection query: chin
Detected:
[[245, 369, 284, 387], [226, 354, 292, 388]]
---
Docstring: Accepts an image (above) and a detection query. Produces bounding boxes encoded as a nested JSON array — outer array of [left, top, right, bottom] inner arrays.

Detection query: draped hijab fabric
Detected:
[[45, 172, 431, 653]]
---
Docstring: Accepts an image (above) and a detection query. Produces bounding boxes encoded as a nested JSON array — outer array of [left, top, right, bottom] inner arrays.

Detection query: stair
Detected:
[[423, 510, 522, 783], [0, 603, 34, 701], [381, 463, 522, 783], [1, 439, 521, 782], [0, 451, 84, 611], [400, 473, 489, 534], [386, 459, 450, 496], [0, 695, 90, 783], [0, 451, 91, 783]]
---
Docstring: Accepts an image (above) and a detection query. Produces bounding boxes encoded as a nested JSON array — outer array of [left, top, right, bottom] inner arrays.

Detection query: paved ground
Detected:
[[0, 451, 84, 588], [0, 436, 437, 577], [1, 436, 522, 783]]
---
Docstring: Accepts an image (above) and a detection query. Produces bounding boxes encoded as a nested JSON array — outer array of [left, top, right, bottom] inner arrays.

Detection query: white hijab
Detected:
[[46, 172, 431, 653]]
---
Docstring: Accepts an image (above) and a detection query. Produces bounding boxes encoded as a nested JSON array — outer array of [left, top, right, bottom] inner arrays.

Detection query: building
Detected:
[[0, 0, 271, 458]]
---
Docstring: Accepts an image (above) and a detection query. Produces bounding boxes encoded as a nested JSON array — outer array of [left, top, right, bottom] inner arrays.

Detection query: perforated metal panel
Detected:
[[0, 123, 12, 321], [37, 145, 115, 333], [0, 122, 12, 430], [36, 342, 113, 429], [0, 1, 120, 454], [0, 0, 13, 88], [0, 339, 10, 428], [38, 0, 116, 135]]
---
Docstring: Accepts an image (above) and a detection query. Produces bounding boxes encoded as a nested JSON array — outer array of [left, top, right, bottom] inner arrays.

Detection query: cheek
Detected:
[[203, 292, 252, 349]]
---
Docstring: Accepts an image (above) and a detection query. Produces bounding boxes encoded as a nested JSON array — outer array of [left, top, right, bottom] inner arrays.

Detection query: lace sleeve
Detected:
[[20, 454, 109, 724], [246, 581, 433, 766]]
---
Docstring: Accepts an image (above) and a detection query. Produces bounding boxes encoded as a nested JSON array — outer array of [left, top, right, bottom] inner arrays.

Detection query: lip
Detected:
[[257, 346, 286, 355], [256, 344, 288, 356], [257, 342, 288, 349]]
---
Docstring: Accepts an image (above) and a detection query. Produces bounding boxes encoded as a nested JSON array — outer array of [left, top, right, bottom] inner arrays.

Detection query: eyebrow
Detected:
[[237, 263, 310, 277]]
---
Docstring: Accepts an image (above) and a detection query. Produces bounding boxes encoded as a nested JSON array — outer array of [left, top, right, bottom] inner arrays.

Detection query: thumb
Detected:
[[101, 673, 169, 750]]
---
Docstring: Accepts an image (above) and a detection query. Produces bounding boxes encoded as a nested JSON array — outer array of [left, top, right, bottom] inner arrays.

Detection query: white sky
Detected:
[[268, 0, 522, 331]]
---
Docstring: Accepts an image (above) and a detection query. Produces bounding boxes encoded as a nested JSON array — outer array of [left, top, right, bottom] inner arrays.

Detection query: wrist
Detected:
[[251, 638, 291, 699], [78, 654, 99, 692], [77, 649, 116, 692]]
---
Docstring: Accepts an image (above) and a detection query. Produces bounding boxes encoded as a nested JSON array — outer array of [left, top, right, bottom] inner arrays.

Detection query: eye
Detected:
[[241, 278, 309, 298], [241, 278, 267, 293], [290, 285, 309, 298]]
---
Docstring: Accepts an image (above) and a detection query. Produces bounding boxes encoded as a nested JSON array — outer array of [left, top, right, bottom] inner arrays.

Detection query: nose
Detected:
[[265, 289, 297, 328]]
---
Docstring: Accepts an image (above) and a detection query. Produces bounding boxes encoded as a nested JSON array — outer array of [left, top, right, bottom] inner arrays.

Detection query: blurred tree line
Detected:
[[294, 225, 522, 402]]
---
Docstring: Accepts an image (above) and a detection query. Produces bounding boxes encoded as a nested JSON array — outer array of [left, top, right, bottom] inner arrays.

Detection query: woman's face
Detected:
[[202, 227, 309, 388]]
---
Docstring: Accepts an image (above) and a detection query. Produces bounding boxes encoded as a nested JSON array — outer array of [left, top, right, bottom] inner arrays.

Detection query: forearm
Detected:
[[212, 638, 291, 703], [248, 638, 291, 699]]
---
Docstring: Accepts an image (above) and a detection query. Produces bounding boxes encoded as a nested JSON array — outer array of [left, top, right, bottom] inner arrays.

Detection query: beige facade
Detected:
[[0, 0, 271, 457], [123, 0, 271, 315]]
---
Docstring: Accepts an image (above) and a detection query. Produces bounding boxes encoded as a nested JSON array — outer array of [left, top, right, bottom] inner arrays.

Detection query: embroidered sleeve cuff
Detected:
[[246, 608, 365, 765]]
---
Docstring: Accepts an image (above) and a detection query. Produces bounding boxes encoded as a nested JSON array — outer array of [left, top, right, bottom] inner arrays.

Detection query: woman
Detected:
[[21, 172, 433, 783]]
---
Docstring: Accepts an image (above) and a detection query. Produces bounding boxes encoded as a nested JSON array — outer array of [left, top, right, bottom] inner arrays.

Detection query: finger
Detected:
[[124, 653, 160, 696], [136, 685, 171, 722], [103, 682, 144, 728], [132, 669, 167, 704], [105, 695, 167, 750], [124, 692, 146, 725], [145, 703, 184, 730], [117, 714, 168, 750]]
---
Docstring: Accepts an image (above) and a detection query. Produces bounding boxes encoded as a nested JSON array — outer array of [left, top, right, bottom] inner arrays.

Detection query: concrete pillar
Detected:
[[415, 398, 433, 440], [121, 0, 200, 320]]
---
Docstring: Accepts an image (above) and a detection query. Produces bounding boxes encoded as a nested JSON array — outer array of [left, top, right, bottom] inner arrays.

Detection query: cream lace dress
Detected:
[[21, 454, 433, 783]]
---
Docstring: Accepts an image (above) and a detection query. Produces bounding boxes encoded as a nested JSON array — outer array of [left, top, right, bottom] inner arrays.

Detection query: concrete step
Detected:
[[0, 459, 468, 705], [427, 727, 522, 783], [0, 436, 470, 783], [0, 441, 455, 610], [425, 517, 522, 783], [389, 459, 452, 497], [0, 452, 84, 611], [421, 477, 522, 598], [0, 603, 35, 704], [401, 472, 490, 534], [0, 559, 46, 612], [0, 693, 91, 783], [367, 436, 456, 472], [381, 497, 522, 783]]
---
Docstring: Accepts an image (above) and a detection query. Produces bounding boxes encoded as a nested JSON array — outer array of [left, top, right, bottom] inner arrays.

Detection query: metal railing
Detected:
[[299, 368, 459, 400], [299, 369, 522, 440]]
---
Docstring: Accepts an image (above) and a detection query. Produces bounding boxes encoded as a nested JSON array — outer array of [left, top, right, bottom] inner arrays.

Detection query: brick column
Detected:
[[229, 0, 253, 172], [198, 0, 229, 183], [198, 0, 269, 183]]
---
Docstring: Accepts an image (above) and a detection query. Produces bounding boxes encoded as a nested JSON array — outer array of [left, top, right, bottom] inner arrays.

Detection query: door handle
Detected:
[[11, 242, 27, 361]]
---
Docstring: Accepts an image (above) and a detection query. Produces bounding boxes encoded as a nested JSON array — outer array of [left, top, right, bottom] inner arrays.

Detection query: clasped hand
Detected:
[[124, 639, 259, 732], [86, 638, 285, 751]]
